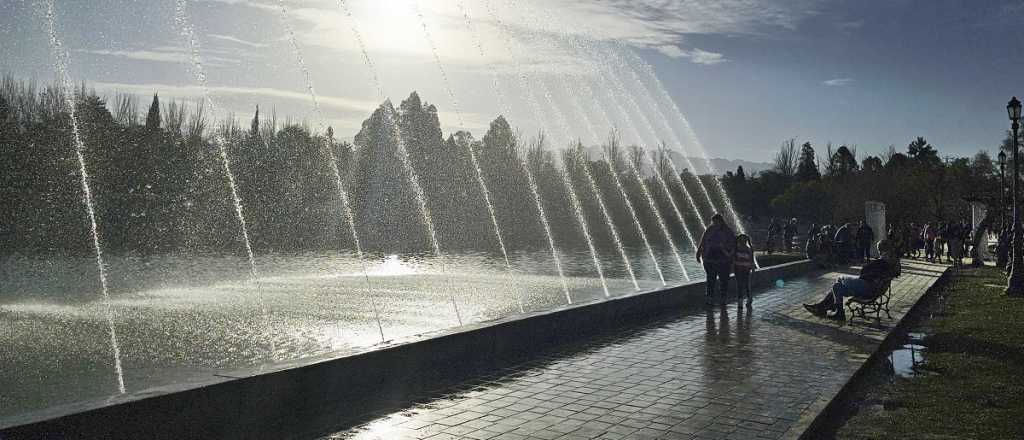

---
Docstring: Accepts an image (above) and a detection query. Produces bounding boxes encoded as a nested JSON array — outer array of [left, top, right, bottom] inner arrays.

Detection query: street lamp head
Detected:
[[1009, 96, 1022, 123], [999, 149, 1007, 165]]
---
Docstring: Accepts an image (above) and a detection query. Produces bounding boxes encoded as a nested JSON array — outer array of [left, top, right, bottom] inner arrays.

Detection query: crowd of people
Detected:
[[695, 213, 990, 314], [764, 218, 800, 254], [802, 220, 979, 268]]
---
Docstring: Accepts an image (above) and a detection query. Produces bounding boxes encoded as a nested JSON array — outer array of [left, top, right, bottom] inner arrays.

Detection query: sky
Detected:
[[1, 0, 1022, 163]]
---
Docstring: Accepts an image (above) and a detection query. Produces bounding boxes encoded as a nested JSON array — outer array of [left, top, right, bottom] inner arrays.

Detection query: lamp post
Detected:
[[999, 150, 1007, 231], [1006, 96, 1023, 296]]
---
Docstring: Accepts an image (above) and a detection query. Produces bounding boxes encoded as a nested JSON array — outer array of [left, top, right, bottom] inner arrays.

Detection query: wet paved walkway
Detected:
[[315, 260, 947, 440]]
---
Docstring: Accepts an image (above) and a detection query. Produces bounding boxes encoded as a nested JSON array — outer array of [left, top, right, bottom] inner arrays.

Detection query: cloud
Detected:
[[207, 34, 268, 49], [199, 0, 276, 9], [532, 0, 824, 44], [52, 0, 825, 140], [89, 81, 379, 114], [77, 47, 240, 67], [77, 49, 184, 64], [823, 78, 854, 87], [687, 48, 728, 65], [656, 45, 728, 65], [209, 0, 820, 67], [838, 20, 865, 30], [86, 81, 495, 137]]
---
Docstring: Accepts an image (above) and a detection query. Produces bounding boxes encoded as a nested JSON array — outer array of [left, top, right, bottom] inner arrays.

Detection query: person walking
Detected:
[[889, 224, 904, 258], [734, 234, 755, 307], [856, 221, 874, 262], [766, 218, 781, 254], [997, 227, 1011, 270], [957, 223, 967, 266], [909, 223, 923, 258], [948, 223, 964, 268], [902, 224, 915, 258], [834, 223, 852, 263], [924, 223, 937, 262], [784, 219, 798, 252], [696, 213, 736, 306]]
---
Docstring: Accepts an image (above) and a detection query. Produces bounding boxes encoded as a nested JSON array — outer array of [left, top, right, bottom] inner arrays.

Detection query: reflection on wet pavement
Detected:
[[316, 261, 946, 440]]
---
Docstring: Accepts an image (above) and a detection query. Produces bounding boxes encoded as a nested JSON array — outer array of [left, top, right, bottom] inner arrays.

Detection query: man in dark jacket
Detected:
[[856, 221, 874, 262], [804, 240, 900, 320]]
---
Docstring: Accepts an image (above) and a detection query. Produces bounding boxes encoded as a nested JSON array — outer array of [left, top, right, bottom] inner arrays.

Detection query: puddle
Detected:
[[907, 332, 927, 344], [889, 343, 926, 378], [885, 328, 934, 378]]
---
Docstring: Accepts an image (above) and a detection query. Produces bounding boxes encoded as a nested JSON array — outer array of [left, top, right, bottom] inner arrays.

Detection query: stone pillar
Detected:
[[971, 201, 990, 261], [865, 201, 886, 258]]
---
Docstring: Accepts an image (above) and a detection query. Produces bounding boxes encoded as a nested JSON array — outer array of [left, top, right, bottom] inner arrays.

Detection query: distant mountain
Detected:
[[580, 146, 771, 176], [679, 154, 773, 176]]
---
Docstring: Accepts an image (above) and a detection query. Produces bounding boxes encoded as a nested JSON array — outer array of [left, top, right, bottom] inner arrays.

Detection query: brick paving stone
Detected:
[[317, 261, 946, 440]]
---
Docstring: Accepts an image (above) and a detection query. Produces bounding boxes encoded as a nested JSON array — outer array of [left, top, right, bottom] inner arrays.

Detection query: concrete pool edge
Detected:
[[0, 260, 813, 440], [789, 262, 955, 439]]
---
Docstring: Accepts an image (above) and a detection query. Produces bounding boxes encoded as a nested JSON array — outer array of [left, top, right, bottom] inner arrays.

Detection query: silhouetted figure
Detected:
[[833, 223, 852, 263], [804, 240, 901, 320], [696, 213, 736, 306], [997, 228, 1010, 270], [855, 221, 874, 262], [783, 219, 798, 252], [947, 223, 964, 268], [766, 218, 781, 254], [733, 234, 755, 307], [924, 223, 937, 261]]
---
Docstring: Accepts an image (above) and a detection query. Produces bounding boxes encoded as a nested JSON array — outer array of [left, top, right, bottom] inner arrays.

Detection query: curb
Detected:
[[792, 264, 955, 440]]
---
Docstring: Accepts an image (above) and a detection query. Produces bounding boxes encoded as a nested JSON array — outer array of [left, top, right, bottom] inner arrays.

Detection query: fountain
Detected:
[[0, 0, 766, 425]]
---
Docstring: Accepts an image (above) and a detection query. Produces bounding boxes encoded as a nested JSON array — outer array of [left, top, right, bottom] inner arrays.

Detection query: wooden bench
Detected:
[[846, 278, 893, 321]]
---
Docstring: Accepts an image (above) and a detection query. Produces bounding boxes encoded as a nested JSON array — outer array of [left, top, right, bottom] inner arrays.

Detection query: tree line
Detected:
[[723, 135, 1007, 229], [0, 75, 732, 257]]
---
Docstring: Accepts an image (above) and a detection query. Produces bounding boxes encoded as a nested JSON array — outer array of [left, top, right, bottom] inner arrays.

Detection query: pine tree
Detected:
[[250, 105, 260, 138], [0, 94, 9, 124], [796, 142, 820, 181], [145, 93, 160, 130], [826, 145, 859, 177], [907, 136, 941, 168]]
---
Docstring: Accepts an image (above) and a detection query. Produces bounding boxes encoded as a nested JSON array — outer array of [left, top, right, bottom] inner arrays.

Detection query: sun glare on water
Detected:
[[366, 255, 420, 277]]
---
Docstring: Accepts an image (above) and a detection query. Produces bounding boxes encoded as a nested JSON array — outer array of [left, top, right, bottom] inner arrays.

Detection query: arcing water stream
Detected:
[[174, 0, 277, 360], [337, 0, 464, 324], [277, 0, 385, 342], [42, 0, 126, 394], [457, 0, 572, 301], [412, 0, 524, 312]]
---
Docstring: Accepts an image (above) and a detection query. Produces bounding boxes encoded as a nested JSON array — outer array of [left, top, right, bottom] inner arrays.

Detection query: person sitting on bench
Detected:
[[803, 240, 900, 320]]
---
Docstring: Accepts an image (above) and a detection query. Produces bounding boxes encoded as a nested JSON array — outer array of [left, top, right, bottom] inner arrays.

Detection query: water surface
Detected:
[[0, 247, 702, 421]]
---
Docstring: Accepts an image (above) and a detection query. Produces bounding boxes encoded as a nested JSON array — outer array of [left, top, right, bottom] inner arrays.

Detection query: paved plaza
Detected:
[[315, 261, 948, 440]]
